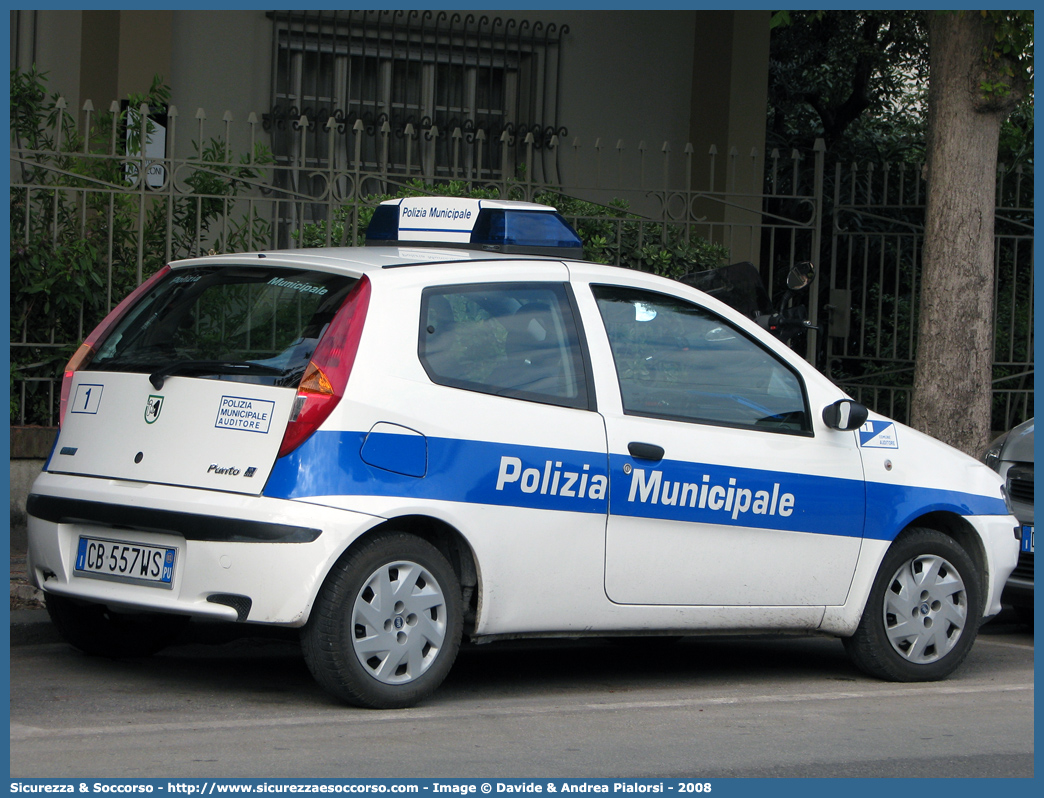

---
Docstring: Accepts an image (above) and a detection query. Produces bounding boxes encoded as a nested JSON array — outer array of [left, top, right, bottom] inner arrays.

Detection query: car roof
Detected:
[[164, 246, 767, 343], [379, 197, 561, 213], [164, 246, 754, 323], [169, 246, 596, 277]]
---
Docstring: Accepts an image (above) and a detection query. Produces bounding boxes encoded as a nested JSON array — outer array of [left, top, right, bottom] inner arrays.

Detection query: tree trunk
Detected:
[[912, 13, 1015, 456]]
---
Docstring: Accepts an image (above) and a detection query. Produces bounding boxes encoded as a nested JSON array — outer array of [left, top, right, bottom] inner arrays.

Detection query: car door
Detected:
[[318, 269, 614, 634], [578, 276, 866, 607]]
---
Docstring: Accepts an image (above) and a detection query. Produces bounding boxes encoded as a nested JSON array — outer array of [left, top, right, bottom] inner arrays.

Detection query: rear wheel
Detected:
[[45, 593, 189, 657], [302, 531, 463, 709], [844, 528, 982, 681]]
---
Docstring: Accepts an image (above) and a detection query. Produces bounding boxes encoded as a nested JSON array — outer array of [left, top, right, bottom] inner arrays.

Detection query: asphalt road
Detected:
[[9, 613, 1034, 779]]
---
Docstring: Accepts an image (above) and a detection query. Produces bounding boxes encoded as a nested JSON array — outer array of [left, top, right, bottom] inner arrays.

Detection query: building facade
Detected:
[[10, 9, 771, 212]]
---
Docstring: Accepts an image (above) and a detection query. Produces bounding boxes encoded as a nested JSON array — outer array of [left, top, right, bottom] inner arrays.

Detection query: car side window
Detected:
[[420, 283, 591, 410], [592, 284, 811, 434]]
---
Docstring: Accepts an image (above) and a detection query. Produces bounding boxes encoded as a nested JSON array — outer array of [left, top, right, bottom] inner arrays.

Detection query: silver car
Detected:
[[984, 418, 1034, 623]]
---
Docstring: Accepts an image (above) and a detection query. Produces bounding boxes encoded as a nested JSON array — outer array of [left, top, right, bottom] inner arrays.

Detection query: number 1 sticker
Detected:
[[71, 383, 103, 414]]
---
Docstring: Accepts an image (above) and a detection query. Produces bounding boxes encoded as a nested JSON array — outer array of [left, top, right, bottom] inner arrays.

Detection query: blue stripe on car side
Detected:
[[603, 452, 865, 536], [264, 431, 610, 515], [862, 481, 1008, 541], [263, 430, 1008, 542]]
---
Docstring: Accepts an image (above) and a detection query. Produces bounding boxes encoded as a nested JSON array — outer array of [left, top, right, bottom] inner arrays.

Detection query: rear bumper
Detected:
[[27, 494, 322, 543], [27, 472, 380, 626]]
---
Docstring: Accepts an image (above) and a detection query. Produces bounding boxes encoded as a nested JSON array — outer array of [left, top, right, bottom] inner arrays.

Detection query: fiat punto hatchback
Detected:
[[27, 198, 1020, 708]]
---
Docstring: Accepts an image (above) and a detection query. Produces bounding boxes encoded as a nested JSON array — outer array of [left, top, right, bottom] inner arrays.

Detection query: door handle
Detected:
[[628, 442, 665, 461]]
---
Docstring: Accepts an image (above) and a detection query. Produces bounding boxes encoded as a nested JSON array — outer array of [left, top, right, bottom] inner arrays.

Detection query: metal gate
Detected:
[[824, 161, 1034, 431]]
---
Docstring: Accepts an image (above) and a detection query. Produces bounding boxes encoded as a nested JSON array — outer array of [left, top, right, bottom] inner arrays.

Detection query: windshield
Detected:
[[88, 266, 359, 387]]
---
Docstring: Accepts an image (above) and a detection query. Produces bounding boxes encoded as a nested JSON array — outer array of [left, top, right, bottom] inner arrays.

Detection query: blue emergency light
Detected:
[[365, 197, 584, 259]]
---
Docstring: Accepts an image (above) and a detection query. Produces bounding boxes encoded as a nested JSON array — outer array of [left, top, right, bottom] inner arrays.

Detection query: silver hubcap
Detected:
[[351, 560, 448, 685], [882, 553, 968, 664]]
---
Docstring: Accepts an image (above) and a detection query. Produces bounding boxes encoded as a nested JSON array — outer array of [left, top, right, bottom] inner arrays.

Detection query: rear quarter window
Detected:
[[419, 282, 592, 410]]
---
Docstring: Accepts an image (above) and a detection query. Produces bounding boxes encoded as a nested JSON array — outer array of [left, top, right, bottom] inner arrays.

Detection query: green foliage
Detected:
[[999, 100, 1034, 170], [770, 10, 1034, 165], [10, 67, 274, 426], [535, 192, 728, 278], [293, 179, 501, 248], [978, 10, 1034, 100], [296, 181, 728, 279], [768, 11, 929, 162], [149, 137, 275, 258]]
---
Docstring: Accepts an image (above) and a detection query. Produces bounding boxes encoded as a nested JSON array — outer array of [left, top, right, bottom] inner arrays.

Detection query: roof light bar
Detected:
[[365, 197, 584, 259]]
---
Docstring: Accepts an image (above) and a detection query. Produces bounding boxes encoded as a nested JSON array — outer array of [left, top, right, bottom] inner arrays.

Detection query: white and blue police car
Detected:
[[27, 197, 1020, 708]]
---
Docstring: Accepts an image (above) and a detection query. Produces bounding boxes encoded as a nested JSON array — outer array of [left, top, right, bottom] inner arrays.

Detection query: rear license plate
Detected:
[[1022, 525, 1034, 554], [75, 536, 177, 589]]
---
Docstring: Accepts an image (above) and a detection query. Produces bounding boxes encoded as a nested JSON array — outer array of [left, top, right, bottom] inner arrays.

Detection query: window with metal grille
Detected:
[[266, 11, 566, 185]]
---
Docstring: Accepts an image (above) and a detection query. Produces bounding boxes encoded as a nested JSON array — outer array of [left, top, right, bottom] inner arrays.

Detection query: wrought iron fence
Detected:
[[10, 90, 825, 427], [10, 87, 1032, 434], [825, 160, 1034, 431]]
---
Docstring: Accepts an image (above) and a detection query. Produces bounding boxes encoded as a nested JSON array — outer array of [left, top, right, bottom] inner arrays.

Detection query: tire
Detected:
[[45, 593, 189, 657], [301, 531, 463, 709], [844, 528, 982, 681]]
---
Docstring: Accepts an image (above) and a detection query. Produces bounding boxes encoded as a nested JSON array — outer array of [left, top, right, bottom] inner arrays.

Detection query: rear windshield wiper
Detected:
[[149, 360, 285, 389]]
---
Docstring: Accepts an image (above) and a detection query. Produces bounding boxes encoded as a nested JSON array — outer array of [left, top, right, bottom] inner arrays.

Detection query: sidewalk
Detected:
[[9, 522, 58, 646]]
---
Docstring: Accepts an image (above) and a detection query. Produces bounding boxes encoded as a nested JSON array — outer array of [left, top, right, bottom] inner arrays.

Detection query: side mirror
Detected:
[[786, 261, 815, 291], [823, 399, 869, 431]]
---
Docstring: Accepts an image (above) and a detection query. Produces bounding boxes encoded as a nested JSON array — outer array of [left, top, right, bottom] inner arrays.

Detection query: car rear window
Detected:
[[88, 266, 359, 387]]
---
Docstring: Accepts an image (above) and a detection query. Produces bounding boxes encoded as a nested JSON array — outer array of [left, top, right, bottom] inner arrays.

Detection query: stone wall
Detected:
[[10, 427, 56, 525]]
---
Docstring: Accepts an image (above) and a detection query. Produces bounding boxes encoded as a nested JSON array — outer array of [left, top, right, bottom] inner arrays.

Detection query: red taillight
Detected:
[[59, 265, 172, 425], [278, 275, 371, 458]]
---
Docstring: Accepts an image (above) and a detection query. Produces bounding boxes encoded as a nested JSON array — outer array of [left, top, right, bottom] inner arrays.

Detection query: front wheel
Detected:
[[844, 528, 982, 681], [302, 531, 463, 709]]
